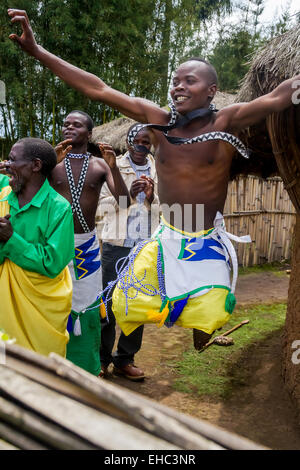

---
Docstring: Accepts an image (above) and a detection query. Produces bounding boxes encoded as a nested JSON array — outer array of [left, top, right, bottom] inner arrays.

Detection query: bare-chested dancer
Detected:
[[8, 9, 300, 349], [52, 110, 130, 376]]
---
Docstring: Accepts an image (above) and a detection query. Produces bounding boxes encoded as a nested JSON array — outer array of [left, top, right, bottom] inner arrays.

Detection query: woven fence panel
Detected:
[[224, 175, 296, 266]]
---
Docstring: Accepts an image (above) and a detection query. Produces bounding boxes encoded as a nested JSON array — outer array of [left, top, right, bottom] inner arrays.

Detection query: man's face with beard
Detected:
[[6, 142, 32, 193]]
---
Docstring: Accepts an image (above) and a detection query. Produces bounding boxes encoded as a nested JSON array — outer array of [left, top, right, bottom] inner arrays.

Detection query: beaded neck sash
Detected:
[[66, 153, 88, 159], [65, 153, 91, 233], [127, 100, 249, 159]]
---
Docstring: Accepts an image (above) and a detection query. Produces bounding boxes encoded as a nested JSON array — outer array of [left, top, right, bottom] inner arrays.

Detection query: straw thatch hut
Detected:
[[235, 25, 300, 412], [91, 91, 236, 155]]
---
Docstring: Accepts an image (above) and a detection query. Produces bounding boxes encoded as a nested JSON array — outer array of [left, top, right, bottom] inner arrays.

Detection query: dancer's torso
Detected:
[[51, 156, 106, 233], [151, 117, 235, 232]]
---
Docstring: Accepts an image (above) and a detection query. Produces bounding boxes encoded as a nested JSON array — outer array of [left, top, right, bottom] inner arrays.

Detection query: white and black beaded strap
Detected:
[[128, 100, 249, 159], [65, 154, 91, 233], [167, 98, 178, 126], [172, 131, 249, 159], [66, 152, 89, 159]]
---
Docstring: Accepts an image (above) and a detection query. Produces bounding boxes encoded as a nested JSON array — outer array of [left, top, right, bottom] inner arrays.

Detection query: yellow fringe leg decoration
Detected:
[[100, 300, 107, 319], [146, 301, 170, 328]]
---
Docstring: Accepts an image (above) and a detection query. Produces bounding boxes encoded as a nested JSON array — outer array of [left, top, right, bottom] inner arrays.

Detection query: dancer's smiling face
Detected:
[[62, 112, 91, 146], [170, 60, 217, 114]]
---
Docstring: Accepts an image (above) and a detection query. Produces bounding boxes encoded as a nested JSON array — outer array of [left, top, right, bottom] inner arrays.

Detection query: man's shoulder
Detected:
[[47, 184, 72, 212], [50, 162, 67, 183], [88, 155, 108, 171], [214, 104, 243, 131]]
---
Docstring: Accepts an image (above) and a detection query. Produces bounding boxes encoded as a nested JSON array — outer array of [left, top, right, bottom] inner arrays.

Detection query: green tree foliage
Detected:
[[208, 0, 265, 92], [209, 27, 256, 92], [0, 0, 231, 152], [207, 0, 298, 92]]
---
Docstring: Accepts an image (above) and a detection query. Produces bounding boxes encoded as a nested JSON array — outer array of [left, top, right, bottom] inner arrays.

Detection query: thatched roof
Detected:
[[237, 26, 300, 100], [91, 91, 236, 155], [233, 25, 300, 210], [91, 117, 135, 155]]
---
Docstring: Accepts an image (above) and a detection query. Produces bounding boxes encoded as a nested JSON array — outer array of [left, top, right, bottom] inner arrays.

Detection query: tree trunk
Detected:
[[266, 107, 300, 413], [282, 215, 300, 407]]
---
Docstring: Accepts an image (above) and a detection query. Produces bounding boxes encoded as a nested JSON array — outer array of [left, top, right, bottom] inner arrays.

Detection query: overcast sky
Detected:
[[219, 0, 299, 33], [260, 0, 299, 23]]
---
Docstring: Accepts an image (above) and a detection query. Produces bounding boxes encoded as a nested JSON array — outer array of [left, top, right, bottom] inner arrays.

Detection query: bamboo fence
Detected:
[[223, 175, 296, 267]]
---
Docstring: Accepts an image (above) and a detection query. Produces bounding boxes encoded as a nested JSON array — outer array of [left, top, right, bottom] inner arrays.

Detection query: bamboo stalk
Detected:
[[0, 438, 19, 450], [0, 422, 47, 450], [2, 344, 267, 450], [0, 366, 183, 451], [0, 397, 96, 450], [224, 210, 295, 216]]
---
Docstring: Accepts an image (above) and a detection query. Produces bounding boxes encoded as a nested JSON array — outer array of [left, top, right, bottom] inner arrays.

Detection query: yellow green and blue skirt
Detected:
[[112, 212, 251, 336]]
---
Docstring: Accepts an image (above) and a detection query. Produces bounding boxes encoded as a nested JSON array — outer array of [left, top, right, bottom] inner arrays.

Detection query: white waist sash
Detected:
[[154, 212, 251, 301]]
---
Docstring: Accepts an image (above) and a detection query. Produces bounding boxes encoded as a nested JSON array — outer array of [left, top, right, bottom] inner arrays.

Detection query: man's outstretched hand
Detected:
[[54, 139, 73, 164], [8, 9, 39, 56], [98, 142, 117, 169]]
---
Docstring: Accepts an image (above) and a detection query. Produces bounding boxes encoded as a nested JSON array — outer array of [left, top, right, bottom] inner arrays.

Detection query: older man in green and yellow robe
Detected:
[[0, 139, 74, 357]]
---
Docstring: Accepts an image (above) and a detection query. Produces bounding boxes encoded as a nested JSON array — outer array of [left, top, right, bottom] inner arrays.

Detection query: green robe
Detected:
[[0, 178, 75, 277], [0, 174, 9, 191]]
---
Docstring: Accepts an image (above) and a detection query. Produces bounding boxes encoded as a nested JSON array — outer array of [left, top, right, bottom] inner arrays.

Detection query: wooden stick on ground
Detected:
[[199, 320, 250, 353]]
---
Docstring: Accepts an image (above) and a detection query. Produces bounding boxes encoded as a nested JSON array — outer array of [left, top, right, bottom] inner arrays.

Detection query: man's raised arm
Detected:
[[98, 143, 131, 209], [222, 74, 300, 132], [8, 9, 167, 124]]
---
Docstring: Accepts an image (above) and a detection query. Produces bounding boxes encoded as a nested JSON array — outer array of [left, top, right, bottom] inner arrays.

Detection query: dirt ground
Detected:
[[106, 270, 300, 450]]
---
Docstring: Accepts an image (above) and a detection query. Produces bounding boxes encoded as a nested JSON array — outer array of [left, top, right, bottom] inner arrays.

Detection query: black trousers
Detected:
[[100, 242, 144, 368]]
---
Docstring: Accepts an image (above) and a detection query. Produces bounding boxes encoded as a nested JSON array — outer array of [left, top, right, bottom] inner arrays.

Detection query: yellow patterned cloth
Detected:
[[0, 185, 73, 357], [0, 260, 72, 356], [0, 185, 11, 211], [112, 239, 230, 336]]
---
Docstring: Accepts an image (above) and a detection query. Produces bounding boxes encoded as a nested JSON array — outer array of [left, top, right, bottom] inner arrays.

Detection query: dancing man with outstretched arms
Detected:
[[8, 8, 300, 349]]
